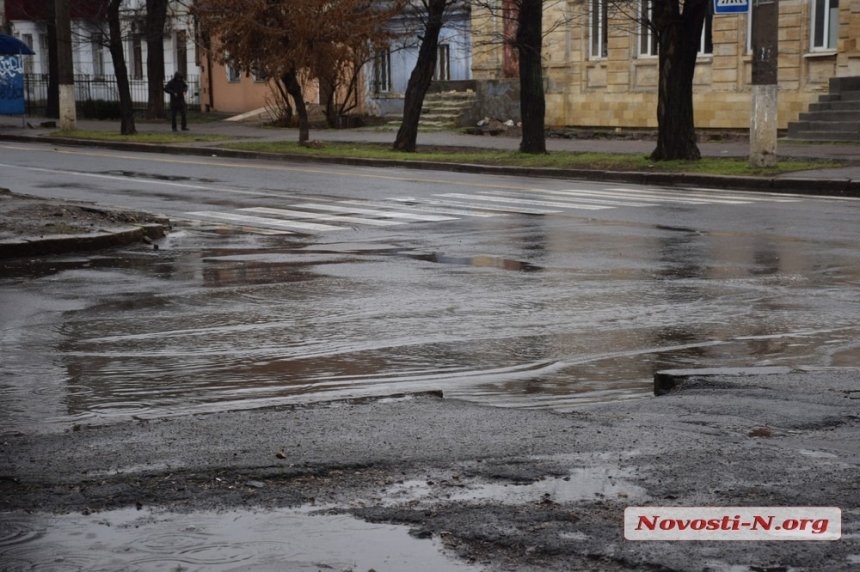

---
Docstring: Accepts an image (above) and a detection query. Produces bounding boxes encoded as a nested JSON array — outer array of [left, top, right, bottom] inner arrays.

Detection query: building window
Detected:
[[131, 34, 143, 80], [746, 9, 753, 53], [21, 34, 34, 73], [812, 0, 838, 51], [176, 30, 188, 78], [226, 62, 240, 83], [373, 48, 391, 93], [91, 32, 105, 78], [591, 0, 608, 59], [699, 6, 713, 55], [638, 0, 657, 57], [638, 1, 711, 57], [434, 44, 450, 81]]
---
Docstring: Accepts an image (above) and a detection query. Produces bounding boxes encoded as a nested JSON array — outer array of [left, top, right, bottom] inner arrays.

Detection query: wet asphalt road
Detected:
[[1, 141, 859, 431], [1, 141, 859, 571]]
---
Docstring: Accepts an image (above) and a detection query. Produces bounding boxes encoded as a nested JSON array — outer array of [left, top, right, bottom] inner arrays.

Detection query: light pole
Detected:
[[54, 0, 76, 130], [749, 0, 778, 167]]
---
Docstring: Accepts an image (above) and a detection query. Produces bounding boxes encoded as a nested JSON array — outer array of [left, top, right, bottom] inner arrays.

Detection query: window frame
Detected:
[[638, 0, 657, 58], [590, 0, 608, 60], [434, 44, 451, 81], [225, 62, 241, 83], [811, 0, 839, 52], [91, 32, 105, 79], [373, 48, 391, 93]]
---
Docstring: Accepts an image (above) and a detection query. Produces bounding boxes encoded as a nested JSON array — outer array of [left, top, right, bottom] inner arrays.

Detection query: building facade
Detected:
[[472, 0, 860, 129], [3, 0, 199, 110], [366, 1, 473, 117]]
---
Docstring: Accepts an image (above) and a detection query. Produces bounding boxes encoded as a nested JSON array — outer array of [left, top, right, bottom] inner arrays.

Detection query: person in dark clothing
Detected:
[[164, 72, 189, 131]]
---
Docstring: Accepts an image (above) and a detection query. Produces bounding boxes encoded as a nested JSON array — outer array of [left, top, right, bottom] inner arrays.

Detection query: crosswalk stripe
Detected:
[[682, 187, 803, 202], [389, 197, 561, 215], [243, 206, 405, 227], [341, 199, 502, 218], [182, 184, 810, 235], [186, 211, 341, 232], [438, 193, 614, 210], [571, 187, 750, 205], [292, 202, 458, 222], [490, 189, 657, 208]]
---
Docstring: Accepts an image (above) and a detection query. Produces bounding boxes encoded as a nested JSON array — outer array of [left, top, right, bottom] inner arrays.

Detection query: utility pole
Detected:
[[54, 0, 76, 130], [749, 0, 778, 167]]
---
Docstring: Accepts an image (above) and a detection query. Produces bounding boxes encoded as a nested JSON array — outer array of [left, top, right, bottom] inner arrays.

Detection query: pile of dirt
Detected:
[[0, 189, 168, 241]]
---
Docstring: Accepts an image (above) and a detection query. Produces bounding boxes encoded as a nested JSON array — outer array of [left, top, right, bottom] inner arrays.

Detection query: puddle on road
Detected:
[[410, 252, 543, 272], [0, 507, 480, 572], [2, 221, 859, 431], [381, 466, 646, 509]]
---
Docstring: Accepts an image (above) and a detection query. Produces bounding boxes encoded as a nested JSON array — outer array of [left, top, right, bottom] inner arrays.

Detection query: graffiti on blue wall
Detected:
[[0, 56, 25, 115]]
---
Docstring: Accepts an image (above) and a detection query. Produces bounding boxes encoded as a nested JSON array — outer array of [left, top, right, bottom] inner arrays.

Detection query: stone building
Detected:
[[472, 0, 859, 130]]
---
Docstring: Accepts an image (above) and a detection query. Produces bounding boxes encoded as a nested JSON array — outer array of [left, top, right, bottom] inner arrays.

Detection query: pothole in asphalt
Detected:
[[409, 252, 543, 272], [0, 506, 480, 571], [379, 466, 646, 508]]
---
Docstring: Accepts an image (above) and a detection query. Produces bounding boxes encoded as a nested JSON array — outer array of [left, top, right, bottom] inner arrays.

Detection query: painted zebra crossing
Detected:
[[185, 186, 803, 234]]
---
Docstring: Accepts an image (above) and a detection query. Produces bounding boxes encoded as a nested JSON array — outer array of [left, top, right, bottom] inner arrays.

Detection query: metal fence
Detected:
[[23, 74, 200, 116]]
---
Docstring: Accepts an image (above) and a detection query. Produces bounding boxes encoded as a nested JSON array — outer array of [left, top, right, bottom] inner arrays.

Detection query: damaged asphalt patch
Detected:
[[1, 369, 857, 570]]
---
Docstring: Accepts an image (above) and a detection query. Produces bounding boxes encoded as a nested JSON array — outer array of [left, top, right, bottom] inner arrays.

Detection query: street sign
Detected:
[[714, 0, 750, 14]]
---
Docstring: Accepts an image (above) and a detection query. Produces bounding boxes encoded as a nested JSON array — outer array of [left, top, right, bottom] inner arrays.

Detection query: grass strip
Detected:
[[224, 140, 841, 177]]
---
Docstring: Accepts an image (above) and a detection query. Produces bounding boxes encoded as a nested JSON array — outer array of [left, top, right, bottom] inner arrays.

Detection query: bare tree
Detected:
[[106, 0, 136, 134], [392, 0, 452, 152], [647, 0, 708, 160], [145, 0, 168, 118], [515, 0, 545, 153], [194, 0, 403, 144], [472, 1, 573, 154]]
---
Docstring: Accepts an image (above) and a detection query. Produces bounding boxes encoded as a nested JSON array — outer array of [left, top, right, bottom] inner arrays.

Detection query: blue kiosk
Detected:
[[0, 34, 35, 118]]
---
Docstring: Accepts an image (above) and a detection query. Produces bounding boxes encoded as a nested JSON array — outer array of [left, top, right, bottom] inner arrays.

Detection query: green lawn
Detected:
[[47, 130, 845, 177], [51, 129, 234, 144], [224, 140, 842, 177]]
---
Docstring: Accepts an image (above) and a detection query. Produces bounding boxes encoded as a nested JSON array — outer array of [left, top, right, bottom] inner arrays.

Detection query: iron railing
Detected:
[[22, 74, 200, 116]]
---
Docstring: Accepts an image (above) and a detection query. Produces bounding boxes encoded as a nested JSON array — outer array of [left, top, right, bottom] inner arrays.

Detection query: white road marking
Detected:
[[243, 207, 405, 227], [438, 193, 614, 210], [186, 211, 341, 232], [291, 202, 458, 222]]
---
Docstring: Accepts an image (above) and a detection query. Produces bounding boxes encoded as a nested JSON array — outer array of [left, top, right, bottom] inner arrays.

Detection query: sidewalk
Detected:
[[2, 116, 860, 189]]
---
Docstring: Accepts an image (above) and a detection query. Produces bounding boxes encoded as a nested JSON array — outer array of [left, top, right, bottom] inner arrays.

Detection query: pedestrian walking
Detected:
[[164, 72, 189, 132]]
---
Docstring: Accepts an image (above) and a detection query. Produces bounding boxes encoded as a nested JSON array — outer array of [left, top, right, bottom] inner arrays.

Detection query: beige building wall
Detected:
[[473, 0, 860, 130]]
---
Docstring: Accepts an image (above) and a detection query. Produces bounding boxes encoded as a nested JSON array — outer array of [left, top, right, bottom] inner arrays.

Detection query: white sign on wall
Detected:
[[714, 0, 750, 14]]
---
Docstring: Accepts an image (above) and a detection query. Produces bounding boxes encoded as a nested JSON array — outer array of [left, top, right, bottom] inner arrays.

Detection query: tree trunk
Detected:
[[46, 3, 59, 118], [392, 0, 447, 152], [516, 0, 546, 154], [650, 0, 707, 161], [108, 0, 136, 135], [145, 0, 168, 119], [283, 70, 309, 143], [320, 74, 338, 128]]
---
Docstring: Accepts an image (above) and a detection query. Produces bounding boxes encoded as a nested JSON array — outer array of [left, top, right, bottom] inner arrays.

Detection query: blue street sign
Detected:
[[714, 0, 750, 14]]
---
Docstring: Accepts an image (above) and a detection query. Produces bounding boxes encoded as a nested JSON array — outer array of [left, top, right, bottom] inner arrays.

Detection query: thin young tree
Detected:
[[106, 0, 136, 134], [392, 0, 451, 152], [472, 0, 566, 154]]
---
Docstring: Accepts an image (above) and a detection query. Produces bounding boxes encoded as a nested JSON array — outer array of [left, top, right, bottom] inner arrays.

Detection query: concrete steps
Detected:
[[386, 90, 477, 131], [787, 76, 860, 142]]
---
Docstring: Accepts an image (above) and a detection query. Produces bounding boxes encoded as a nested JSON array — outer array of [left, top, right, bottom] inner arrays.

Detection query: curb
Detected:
[[652, 366, 860, 396], [3, 133, 859, 198], [0, 223, 168, 259]]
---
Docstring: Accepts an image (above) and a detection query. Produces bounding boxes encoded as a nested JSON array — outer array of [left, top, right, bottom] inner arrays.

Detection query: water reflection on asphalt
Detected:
[[0, 506, 479, 572], [1, 220, 858, 431]]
